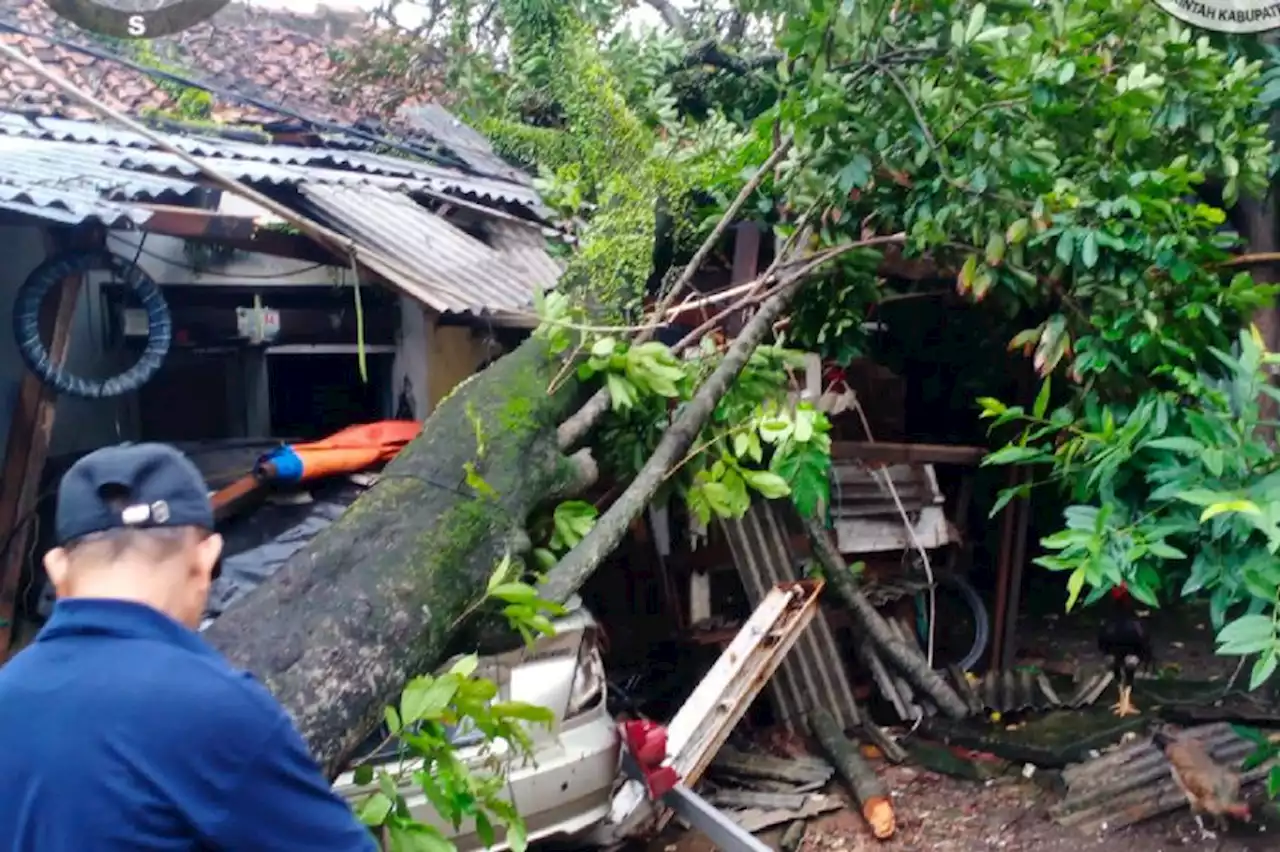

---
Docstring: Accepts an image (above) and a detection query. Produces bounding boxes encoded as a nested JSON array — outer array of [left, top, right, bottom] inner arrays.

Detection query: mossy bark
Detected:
[[202, 338, 582, 779]]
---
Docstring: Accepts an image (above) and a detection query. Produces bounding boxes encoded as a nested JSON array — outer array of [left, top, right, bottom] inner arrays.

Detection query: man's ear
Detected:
[[194, 532, 224, 580], [44, 547, 70, 597]]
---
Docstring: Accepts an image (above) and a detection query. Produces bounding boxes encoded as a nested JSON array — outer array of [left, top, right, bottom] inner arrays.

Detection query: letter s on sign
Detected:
[[127, 14, 145, 35]]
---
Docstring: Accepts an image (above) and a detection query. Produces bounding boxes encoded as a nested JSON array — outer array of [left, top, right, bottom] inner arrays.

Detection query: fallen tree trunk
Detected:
[[802, 514, 969, 719], [809, 709, 895, 840], [202, 338, 585, 778]]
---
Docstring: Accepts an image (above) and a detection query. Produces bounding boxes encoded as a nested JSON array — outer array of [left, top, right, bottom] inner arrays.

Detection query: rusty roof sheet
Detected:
[[297, 184, 551, 316], [0, 0, 422, 125]]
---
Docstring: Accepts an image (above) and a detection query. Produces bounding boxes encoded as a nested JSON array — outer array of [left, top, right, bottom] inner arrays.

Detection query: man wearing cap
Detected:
[[0, 443, 377, 851]]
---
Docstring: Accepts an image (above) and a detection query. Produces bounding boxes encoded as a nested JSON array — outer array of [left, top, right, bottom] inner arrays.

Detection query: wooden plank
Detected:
[[602, 581, 822, 842], [0, 227, 93, 658], [830, 441, 987, 466]]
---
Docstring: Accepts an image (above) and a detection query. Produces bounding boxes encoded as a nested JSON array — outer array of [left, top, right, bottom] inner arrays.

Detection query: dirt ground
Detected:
[[648, 763, 1277, 852], [648, 597, 1280, 852]]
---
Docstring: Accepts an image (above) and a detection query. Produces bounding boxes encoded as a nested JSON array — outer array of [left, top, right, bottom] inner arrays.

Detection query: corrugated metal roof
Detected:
[[297, 184, 544, 315], [484, 219, 563, 290], [0, 137, 213, 203], [0, 110, 543, 208], [399, 104, 534, 188], [0, 112, 555, 317]]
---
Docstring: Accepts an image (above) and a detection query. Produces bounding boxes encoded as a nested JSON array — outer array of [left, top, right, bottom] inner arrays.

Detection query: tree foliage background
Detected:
[[335, 0, 1280, 840]]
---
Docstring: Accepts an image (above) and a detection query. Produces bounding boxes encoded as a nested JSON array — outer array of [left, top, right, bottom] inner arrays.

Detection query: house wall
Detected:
[[0, 228, 432, 458], [424, 313, 498, 410]]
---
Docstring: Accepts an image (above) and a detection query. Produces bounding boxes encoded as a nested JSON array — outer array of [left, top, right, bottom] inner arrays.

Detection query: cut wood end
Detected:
[[863, 797, 895, 839]]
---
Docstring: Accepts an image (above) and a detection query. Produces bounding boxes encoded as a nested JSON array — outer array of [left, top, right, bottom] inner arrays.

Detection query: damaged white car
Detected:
[[332, 602, 620, 851]]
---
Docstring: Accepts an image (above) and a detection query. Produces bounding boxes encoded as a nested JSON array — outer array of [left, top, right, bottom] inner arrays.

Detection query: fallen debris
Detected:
[[903, 739, 1009, 782], [809, 708, 895, 839], [730, 793, 843, 834], [1051, 722, 1275, 835], [602, 582, 823, 842], [779, 819, 807, 852], [709, 789, 809, 811], [860, 719, 907, 764], [712, 746, 836, 786]]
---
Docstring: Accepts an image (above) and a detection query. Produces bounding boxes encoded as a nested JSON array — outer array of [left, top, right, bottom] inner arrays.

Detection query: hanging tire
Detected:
[[13, 250, 170, 399]]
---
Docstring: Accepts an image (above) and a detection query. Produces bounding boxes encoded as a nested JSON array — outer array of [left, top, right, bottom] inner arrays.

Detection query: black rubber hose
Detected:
[[13, 250, 170, 399]]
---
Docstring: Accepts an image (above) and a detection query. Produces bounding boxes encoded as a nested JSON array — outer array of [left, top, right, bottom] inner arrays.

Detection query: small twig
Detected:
[[1220, 252, 1280, 269], [936, 98, 1028, 148], [650, 136, 796, 328], [546, 338, 586, 395], [672, 236, 903, 354]]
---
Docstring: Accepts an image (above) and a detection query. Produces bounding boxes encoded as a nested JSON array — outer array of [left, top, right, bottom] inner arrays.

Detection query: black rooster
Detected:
[[1098, 583, 1152, 717]]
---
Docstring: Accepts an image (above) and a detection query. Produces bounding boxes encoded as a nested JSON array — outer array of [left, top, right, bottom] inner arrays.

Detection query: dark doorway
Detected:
[[267, 353, 391, 441]]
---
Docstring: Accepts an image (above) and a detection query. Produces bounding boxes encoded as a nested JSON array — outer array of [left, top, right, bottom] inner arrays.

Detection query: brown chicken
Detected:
[[1153, 728, 1251, 840]]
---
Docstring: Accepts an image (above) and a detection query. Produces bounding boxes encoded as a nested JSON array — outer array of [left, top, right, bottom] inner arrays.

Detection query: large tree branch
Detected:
[[679, 39, 783, 74], [539, 234, 904, 606], [801, 513, 969, 718]]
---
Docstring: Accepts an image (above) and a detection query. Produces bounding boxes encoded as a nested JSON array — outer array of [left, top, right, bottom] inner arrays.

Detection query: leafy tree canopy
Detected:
[[344, 0, 1280, 771]]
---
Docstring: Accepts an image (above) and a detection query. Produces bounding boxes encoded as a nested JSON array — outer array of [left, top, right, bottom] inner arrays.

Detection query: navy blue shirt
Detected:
[[0, 599, 378, 851]]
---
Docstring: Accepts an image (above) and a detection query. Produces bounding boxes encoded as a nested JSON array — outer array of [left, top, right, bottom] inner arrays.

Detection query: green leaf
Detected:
[[982, 446, 1046, 466], [964, 2, 987, 42], [491, 700, 556, 724], [1270, 765, 1280, 799], [976, 396, 1007, 418], [605, 373, 637, 411], [1202, 448, 1225, 477], [1055, 230, 1076, 265], [1215, 614, 1275, 655], [743, 469, 792, 500], [1251, 651, 1278, 691], [1033, 377, 1051, 419], [1080, 231, 1099, 269], [449, 654, 479, 679], [1144, 437, 1204, 455], [1065, 567, 1086, 611], [1200, 500, 1263, 522], [836, 154, 872, 192], [590, 336, 617, 358], [400, 675, 459, 725], [384, 706, 402, 734], [387, 823, 455, 852], [988, 483, 1028, 518], [490, 582, 539, 604], [356, 791, 394, 826], [1146, 540, 1187, 560], [507, 818, 529, 852], [353, 764, 374, 786]]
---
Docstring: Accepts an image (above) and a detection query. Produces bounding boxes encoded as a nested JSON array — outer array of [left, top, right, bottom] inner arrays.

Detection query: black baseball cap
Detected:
[[55, 443, 214, 547]]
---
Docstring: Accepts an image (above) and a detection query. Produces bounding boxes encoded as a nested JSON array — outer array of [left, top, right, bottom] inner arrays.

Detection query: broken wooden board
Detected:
[[728, 794, 844, 833], [711, 746, 836, 785], [1051, 723, 1276, 835], [601, 581, 823, 842]]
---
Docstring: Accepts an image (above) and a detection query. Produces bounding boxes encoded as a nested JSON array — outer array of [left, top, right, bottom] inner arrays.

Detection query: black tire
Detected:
[[914, 572, 990, 672], [13, 250, 170, 399]]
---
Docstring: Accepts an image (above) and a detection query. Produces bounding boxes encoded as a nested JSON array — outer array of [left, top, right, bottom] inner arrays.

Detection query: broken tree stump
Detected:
[[202, 338, 587, 778], [809, 708, 895, 840]]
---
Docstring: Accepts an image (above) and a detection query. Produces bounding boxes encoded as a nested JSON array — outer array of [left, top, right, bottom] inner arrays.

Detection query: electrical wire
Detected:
[[847, 393, 937, 736], [0, 20, 499, 180]]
